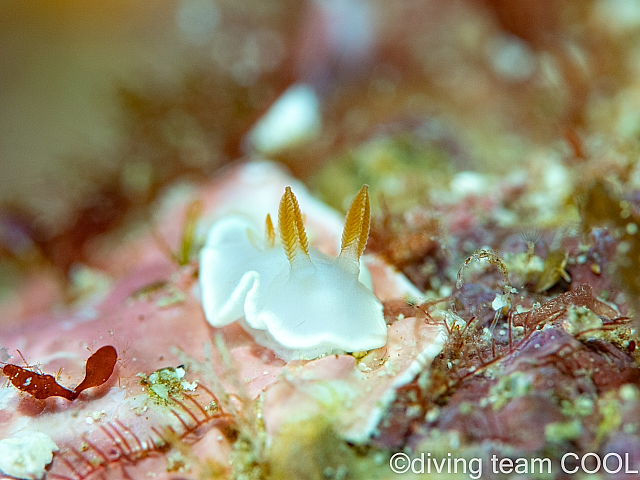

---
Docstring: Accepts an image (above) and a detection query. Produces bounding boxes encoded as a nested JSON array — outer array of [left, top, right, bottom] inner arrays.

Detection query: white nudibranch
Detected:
[[199, 185, 387, 361]]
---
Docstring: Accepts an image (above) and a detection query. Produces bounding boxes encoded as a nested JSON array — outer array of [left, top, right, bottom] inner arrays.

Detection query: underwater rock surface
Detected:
[[0, 161, 434, 479], [1, 155, 640, 478]]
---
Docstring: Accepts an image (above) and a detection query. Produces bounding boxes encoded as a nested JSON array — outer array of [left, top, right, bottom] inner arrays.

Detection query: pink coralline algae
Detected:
[[0, 161, 441, 479]]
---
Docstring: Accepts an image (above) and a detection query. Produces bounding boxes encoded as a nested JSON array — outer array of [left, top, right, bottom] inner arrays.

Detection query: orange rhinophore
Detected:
[[2, 345, 117, 401], [339, 184, 370, 261], [278, 186, 310, 264]]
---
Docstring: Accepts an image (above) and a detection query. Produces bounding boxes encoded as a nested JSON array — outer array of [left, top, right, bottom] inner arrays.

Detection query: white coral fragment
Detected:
[[199, 185, 387, 361], [0, 432, 58, 480]]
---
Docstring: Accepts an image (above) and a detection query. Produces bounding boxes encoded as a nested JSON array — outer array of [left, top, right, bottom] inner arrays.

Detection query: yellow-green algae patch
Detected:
[[267, 416, 387, 480], [484, 371, 533, 410], [137, 366, 197, 404], [562, 305, 603, 336]]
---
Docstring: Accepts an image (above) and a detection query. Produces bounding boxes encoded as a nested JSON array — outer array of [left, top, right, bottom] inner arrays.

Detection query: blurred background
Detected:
[[2, 0, 640, 301]]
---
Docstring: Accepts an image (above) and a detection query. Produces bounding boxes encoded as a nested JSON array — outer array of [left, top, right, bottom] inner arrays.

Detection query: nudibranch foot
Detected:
[[199, 185, 387, 361]]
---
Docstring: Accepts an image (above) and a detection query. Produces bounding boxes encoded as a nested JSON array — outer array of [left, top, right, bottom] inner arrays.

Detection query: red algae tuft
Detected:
[[2, 346, 117, 401]]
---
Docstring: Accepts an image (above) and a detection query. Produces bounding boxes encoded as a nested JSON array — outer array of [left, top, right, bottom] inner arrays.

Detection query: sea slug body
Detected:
[[199, 185, 387, 361]]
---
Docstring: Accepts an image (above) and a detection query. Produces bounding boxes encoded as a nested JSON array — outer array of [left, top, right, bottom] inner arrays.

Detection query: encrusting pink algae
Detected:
[[3, 2, 640, 479]]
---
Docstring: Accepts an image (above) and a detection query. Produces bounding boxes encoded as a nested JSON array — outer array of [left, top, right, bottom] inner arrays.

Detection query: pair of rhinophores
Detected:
[[199, 185, 387, 361]]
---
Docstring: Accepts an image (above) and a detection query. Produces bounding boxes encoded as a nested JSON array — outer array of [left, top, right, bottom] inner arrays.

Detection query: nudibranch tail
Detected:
[[265, 213, 276, 248], [339, 185, 370, 261], [278, 186, 311, 265]]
